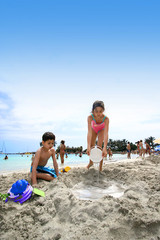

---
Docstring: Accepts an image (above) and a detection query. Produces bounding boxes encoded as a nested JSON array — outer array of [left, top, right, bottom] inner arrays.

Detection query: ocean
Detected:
[[0, 153, 139, 174]]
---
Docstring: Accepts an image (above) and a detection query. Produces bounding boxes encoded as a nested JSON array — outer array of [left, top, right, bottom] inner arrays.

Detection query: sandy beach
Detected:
[[1, 155, 160, 240]]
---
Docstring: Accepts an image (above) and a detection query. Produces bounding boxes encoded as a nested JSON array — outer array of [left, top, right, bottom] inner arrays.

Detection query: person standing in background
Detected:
[[60, 140, 66, 164], [126, 142, 131, 159]]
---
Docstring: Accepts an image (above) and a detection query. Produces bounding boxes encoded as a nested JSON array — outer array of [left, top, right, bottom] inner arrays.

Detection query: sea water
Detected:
[[0, 153, 139, 174]]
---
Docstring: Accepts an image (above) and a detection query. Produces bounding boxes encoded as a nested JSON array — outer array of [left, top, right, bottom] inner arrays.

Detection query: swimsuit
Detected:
[[60, 145, 65, 154], [91, 114, 106, 134], [30, 166, 57, 178]]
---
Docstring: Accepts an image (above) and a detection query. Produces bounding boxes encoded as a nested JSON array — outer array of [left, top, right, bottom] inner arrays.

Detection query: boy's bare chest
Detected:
[[40, 151, 52, 162]]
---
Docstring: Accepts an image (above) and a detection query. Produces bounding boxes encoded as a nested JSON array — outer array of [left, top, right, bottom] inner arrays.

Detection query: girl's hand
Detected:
[[102, 148, 107, 158], [87, 148, 91, 156]]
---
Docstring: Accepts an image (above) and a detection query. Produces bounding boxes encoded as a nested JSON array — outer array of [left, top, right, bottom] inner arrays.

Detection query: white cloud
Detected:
[[1, 64, 160, 152], [0, 101, 9, 110]]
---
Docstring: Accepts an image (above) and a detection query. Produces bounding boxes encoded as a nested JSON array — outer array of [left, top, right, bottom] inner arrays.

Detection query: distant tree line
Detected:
[[56, 145, 83, 153], [107, 139, 135, 152], [55, 136, 156, 153], [105, 136, 156, 152]]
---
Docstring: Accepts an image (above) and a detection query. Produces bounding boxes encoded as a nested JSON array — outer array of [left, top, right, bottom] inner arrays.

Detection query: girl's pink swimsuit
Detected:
[[91, 114, 106, 134]]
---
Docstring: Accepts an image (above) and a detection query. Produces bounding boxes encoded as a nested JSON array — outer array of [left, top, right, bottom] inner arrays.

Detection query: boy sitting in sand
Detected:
[[31, 132, 59, 186]]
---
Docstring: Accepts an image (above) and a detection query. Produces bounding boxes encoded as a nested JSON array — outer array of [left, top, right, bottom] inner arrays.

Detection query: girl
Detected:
[[108, 148, 113, 159], [136, 141, 140, 155], [60, 140, 66, 164], [87, 100, 109, 171]]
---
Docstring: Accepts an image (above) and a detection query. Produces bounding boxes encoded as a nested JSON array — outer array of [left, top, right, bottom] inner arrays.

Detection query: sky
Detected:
[[0, 0, 160, 153]]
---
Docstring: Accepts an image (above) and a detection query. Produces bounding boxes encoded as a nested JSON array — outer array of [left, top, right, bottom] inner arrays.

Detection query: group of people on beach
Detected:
[[126, 140, 151, 160], [31, 100, 109, 186], [136, 140, 151, 158], [30, 99, 154, 186]]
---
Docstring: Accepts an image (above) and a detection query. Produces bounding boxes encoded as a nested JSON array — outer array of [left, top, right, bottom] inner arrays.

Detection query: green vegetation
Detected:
[[107, 139, 135, 152], [107, 136, 156, 152], [56, 145, 83, 153], [144, 136, 156, 149], [55, 136, 156, 153]]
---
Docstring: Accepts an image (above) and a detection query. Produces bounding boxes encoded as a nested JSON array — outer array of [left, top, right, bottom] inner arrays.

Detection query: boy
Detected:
[[108, 148, 113, 159], [126, 142, 131, 159], [31, 132, 59, 186]]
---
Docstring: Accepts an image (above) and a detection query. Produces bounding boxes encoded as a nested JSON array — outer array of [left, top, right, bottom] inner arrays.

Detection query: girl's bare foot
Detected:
[[87, 160, 93, 169]]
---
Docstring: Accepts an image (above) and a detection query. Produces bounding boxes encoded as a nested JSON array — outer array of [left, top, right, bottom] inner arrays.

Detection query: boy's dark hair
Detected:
[[61, 140, 65, 144], [42, 132, 55, 142]]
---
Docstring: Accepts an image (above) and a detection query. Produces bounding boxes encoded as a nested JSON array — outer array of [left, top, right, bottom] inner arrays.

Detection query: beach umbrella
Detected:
[[153, 138, 160, 144], [154, 145, 160, 151]]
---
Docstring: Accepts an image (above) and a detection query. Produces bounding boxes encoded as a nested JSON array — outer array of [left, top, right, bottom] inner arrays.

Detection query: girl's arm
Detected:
[[31, 150, 40, 185], [52, 149, 59, 176], [103, 117, 109, 157], [87, 116, 92, 155]]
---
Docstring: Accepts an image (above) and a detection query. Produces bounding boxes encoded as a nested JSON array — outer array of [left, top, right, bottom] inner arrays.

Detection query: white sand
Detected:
[[1, 155, 160, 240]]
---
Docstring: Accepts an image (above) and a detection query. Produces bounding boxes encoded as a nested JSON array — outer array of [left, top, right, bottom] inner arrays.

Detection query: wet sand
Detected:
[[1, 155, 160, 240]]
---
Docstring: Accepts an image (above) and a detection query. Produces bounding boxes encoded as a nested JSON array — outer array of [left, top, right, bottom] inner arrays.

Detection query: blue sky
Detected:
[[0, 0, 160, 153]]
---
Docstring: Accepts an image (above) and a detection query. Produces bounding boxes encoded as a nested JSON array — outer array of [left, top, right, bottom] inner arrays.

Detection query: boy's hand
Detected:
[[32, 183, 38, 188]]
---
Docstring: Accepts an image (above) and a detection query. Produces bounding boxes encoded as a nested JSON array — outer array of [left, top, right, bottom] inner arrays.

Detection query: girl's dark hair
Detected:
[[61, 140, 65, 144], [92, 100, 105, 112], [42, 132, 55, 142]]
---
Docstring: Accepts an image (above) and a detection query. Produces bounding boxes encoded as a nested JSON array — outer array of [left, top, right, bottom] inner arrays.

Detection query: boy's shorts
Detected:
[[30, 166, 57, 178]]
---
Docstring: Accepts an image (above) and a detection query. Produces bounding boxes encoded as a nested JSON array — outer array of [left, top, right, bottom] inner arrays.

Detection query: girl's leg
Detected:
[[62, 153, 64, 164], [97, 129, 104, 147], [60, 153, 64, 164], [87, 129, 97, 169], [142, 149, 145, 159], [99, 160, 103, 171], [139, 149, 142, 157], [97, 129, 104, 171]]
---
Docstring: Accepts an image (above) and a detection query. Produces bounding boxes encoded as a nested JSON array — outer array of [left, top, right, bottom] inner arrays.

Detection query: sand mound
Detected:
[[1, 155, 160, 240]]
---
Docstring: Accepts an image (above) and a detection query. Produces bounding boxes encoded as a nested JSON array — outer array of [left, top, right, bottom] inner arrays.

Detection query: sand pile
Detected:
[[1, 155, 160, 240]]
